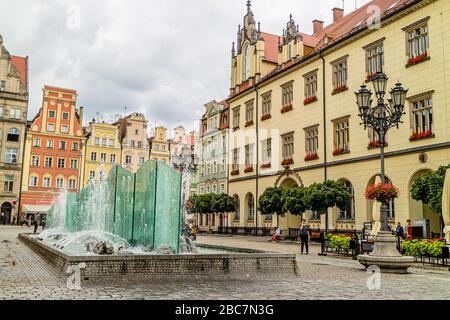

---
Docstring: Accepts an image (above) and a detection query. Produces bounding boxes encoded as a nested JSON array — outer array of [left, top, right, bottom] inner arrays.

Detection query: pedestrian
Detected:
[[405, 219, 412, 238], [395, 222, 405, 252], [0, 212, 4, 225], [33, 212, 41, 234], [299, 219, 309, 255]]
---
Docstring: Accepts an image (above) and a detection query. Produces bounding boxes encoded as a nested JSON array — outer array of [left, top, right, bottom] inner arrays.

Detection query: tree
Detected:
[[212, 193, 236, 214], [282, 187, 307, 217], [411, 165, 450, 214], [304, 180, 351, 215], [258, 187, 285, 217]]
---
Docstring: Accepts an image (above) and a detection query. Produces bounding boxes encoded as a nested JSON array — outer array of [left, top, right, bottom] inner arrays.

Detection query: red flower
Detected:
[[304, 153, 319, 161], [281, 158, 294, 166], [332, 148, 349, 156], [407, 52, 428, 66], [332, 85, 348, 95], [365, 183, 400, 203], [260, 163, 271, 169], [244, 166, 254, 173], [303, 96, 318, 105], [261, 114, 272, 121], [281, 103, 293, 114], [409, 130, 433, 141], [230, 170, 240, 176]]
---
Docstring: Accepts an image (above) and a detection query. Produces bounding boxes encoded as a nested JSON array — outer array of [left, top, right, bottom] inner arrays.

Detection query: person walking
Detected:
[[395, 222, 405, 252], [33, 212, 41, 234], [299, 219, 309, 255]]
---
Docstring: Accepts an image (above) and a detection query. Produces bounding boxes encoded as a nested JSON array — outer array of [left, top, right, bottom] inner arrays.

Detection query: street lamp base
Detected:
[[357, 231, 414, 274]]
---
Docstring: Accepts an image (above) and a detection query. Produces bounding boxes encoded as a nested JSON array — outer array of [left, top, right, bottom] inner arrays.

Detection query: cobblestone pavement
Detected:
[[1, 226, 449, 300]]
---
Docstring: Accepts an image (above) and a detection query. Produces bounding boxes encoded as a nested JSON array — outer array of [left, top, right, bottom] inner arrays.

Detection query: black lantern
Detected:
[[372, 72, 389, 97], [390, 82, 408, 111], [355, 84, 372, 115]]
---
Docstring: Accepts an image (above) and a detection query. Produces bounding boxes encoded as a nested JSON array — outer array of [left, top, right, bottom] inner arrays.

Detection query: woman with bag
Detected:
[[299, 219, 309, 255]]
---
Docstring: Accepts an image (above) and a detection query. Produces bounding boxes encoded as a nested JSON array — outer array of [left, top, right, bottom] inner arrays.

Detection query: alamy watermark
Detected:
[[366, 265, 381, 290], [66, 262, 86, 290]]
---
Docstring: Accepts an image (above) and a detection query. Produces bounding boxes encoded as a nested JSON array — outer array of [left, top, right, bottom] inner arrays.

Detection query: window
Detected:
[[7, 128, 20, 142], [68, 179, 76, 189], [338, 180, 355, 220], [32, 156, 40, 167], [95, 137, 100, 145], [43, 177, 51, 188], [10, 108, 21, 119], [5, 149, 18, 164], [126, 155, 132, 164], [304, 126, 319, 156], [108, 139, 114, 147], [100, 153, 107, 163], [91, 152, 97, 161], [282, 133, 294, 160], [57, 158, 65, 169], [161, 145, 166, 151], [333, 118, 350, 152], [411, 96, 433, 135], [70, 159, 78, 169], [131, 140, 136, 147], [281, 82, 294, 107], [247, 194, 255, 221], [138, 141, 142, 148], [232, 148, 239, 171], [0, 106, 3, 117], [233, 107, 240, 129], [56, 178, 64, 188], [29, 176, 38, 187], [46, 140, 54, 149], [139, 157, 145, 165], [61, 125, 68, 133], [0, 80, 5, 91], [4, 175, 13, 192], [244, 144, 254, 169], [135, 129, 139, 135], [222, 159, 226, 172], [311, 211, 320, 221], [59, 141, 66, 150], [261, 92, 272, 117], [221, 184, 225, 193], [89, 171, 96, 180], [234, 196, 240, 221], [110, 154, 116, 163], [102, 138, 107, 146], [332, 57, 348, 90], [72, 142, 78, 151], [33, 138, 41, 147], [243, 43, 250, 80], [62, 112, 69, 120], [45, 157, 53, 167], [304, 70, 318, 99], [261, 139, 271, 165], [245, 100, 254, 125], [48, 110, 56, 118], [365, 40, 384, 77], [47, 123, 55, 132], [404, 19, 429, 61]]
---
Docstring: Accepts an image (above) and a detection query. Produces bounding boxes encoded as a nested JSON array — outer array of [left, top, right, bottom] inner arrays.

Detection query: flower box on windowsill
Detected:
[[303, 96, 318, 105], [245, 121, 254, 127], [367, 140, 388, 150], [230, 170, 240, 176], [281, 103, 293, 114], [232, 126, 240, 132], [260, 163, 271, 169], [406, 53, 430, 68], [332, 85, 348, 95], [244, 166, 254, 173], [261, 114, 272, 121], [365, 72, 378, 83], [281, 158, 294, 166], [332, 148, 350, 156], [409, 130, 435, 142], [304, 153, 319, 161]]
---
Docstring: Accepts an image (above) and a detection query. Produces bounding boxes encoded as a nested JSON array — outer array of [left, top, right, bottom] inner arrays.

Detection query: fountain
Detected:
[[20, 160, 297, 283]]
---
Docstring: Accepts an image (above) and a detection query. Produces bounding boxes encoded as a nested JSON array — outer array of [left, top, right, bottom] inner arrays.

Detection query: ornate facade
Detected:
[[0, 35, 28, 224], [149, 126, 170, 165]]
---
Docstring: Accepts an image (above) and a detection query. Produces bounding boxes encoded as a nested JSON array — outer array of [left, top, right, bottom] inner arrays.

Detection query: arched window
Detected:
[[338, 180, 355, 220], [247, 193, 255, 221], [234, 195, 240, 221], [243, 43, 250, 80], [7, 128, 20, 142]]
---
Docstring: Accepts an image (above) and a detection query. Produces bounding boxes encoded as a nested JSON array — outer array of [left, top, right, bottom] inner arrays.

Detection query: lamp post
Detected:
[[355, 72, 414, 273]]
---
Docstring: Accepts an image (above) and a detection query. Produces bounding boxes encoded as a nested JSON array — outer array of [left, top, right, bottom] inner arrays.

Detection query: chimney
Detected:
[[313, 20, 324, 34], [332, 8, 344, 22], [79, 106, 84, 125]]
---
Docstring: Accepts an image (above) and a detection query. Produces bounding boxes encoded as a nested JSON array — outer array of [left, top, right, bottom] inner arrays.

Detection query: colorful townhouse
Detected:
[[20, 86, 85, 221], [149, 126, 170, 165]]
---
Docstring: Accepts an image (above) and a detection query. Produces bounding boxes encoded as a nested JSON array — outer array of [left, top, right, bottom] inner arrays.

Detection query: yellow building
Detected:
[[82, 120, 121, 186], [149, 126, 169, 165], [226, 0, 450, 237]]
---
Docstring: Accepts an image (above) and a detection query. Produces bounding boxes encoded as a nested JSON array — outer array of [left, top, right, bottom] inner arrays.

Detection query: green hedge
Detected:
[[401, 240, 446, 257], [326, 234, 351, 250]]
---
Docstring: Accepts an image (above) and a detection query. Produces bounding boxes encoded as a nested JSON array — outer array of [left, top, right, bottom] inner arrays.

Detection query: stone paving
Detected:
[[1, 226, 449, 300]]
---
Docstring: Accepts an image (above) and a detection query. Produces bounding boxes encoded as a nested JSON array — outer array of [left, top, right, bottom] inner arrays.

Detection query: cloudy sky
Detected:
[[1, 0, 370, 136]]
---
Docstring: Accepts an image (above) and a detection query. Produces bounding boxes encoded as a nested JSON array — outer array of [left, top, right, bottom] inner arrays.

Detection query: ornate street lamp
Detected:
[[355, 72, 414, 273]]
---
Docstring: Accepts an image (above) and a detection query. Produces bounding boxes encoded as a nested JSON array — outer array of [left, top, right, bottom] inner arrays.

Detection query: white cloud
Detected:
[[0, 0, 370, 136]]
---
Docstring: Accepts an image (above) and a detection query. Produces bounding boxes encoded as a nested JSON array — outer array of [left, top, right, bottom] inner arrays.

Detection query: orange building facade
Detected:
[[20, 86, 85, 219]]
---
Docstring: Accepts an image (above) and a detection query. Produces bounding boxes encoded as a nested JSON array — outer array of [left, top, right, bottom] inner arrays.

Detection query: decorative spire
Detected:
[[247, 0, 252, 13], [231, 42, 236, 57], [258, 22, 261, 33]]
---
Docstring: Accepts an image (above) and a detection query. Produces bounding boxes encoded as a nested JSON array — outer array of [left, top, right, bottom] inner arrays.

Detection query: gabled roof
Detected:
[[260, 32, 279, 63], [10, 55, 27, 87]]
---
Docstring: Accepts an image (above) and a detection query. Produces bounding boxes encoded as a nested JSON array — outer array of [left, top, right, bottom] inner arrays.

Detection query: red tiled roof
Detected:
[[260, 32, 279, 63], [11, 55, 27, 87]]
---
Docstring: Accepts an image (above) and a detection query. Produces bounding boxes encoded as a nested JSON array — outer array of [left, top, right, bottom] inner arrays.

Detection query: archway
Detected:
[[1, 202, 12, 225], [232, 194, 240, 224], [409, 169, 442, 238], [278, 178, 301, 230], [244, 193, 255, 224], [337, 179, 355, 221]]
